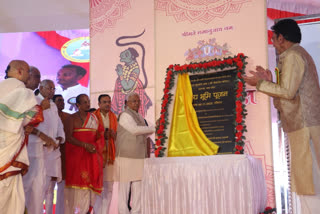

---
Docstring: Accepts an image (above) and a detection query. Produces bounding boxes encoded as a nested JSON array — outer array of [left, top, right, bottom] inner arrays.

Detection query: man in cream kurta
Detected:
[[244, 19, 320, 213], [23, 80, 61, 214], [114, 92, 154, 214]]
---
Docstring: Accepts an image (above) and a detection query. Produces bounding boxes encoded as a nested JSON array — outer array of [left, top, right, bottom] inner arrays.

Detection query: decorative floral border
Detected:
[[155, 53, 248, 157]]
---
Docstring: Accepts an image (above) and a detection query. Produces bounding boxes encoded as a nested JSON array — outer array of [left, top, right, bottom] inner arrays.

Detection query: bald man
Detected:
[[0, 60, 48, 214], [26, 66, 41, 91]]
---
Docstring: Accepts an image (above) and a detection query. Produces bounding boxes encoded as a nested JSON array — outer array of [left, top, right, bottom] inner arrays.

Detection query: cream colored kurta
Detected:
[[257, 44, 320, 195], [101, 113, 115, 181], [114, 111, 154, 182]]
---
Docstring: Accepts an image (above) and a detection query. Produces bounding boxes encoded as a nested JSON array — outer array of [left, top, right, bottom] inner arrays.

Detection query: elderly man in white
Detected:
[[23, 79, 63, 214], [115, 92, 155, 214], [0, 60, 50, 214]]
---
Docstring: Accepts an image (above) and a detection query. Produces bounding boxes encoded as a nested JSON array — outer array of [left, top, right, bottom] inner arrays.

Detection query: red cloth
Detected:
[[65, 115, 105, 193], [93, 109, 118, 165]]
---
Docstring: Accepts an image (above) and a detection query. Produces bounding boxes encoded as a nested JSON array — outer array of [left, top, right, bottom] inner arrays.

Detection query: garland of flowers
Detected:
[[155, 53, 248, 157]]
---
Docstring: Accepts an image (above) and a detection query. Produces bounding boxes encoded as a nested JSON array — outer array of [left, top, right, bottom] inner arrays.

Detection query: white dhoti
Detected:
[[56, 180, 65, 214], [94, 164, 115, 214], [291, 136, 320, 214], [64, 188, 96, 214], [0, 78, 39, 214], [118, 181, 141, 214], [44, 177, 56, 214], [23, 156, 46, 214], [114, 157, 144, 214], [0, 174, 25, 214], [94, 180, 114, 214], [44, 155, 62, 214]]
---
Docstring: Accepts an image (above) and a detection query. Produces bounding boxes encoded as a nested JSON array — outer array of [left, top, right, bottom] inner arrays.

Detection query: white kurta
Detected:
[[55, 84, 89, 113], [23, 94, 65, 214]]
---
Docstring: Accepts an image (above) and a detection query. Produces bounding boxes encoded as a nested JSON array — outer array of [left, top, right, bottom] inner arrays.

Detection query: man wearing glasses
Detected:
[[23, 79, 63, 214]]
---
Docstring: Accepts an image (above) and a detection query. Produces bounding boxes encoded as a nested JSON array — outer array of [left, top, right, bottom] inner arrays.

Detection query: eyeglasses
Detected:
[[44, 86, 56, 91]]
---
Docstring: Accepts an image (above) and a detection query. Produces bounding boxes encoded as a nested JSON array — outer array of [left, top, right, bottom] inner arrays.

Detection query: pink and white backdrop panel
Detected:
[[154, 0, 274, 207], [90, 0, 274, 211], [90, 0, 155, 213]]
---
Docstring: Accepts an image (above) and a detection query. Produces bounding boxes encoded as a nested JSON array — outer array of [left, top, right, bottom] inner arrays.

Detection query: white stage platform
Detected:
[[141, 154, 267, 214]]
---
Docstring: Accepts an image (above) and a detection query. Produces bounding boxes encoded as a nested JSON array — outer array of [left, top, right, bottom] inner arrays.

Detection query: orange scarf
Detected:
[[94, 109, 118, 165]]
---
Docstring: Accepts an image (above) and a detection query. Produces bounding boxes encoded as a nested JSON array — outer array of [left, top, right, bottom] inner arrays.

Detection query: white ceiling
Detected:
[[0, 0, 89, 33]]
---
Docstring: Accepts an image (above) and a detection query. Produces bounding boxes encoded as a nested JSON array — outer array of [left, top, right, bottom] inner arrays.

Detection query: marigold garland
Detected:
[[155, 53, 248, 157]]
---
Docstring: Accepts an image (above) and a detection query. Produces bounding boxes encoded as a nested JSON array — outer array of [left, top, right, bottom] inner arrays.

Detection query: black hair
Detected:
[[98, 94, 111, 103], [271, 19, 301, 43], [76, 94, 88, 104], [88, 108, 96, 113], [4, 65, 10, 79], [128, 47, 139, 59], [34, 89, 40, 96], [62, 64, 87, 76], [52, 94, 63, 102]]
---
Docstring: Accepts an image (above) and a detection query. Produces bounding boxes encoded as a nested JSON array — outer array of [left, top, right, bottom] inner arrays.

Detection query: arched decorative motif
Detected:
[[155, 0, 251, 23], [90, 0, 131, 36]]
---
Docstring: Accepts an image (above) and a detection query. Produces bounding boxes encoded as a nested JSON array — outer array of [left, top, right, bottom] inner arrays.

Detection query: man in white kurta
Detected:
[[41, 82, 65, 214], [0, 60, 45, 214], [23, 79, 61, 214], [114, 93, 154, 214]]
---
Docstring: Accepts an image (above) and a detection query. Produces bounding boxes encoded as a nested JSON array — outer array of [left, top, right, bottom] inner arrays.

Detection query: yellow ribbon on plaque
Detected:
[[168, 73, 219, 157]]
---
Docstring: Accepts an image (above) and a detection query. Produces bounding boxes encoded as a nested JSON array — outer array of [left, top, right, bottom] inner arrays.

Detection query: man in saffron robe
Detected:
[[93, 94, 118, 214], [0, 60, 47, 214], [64, 94, 105, 214]]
